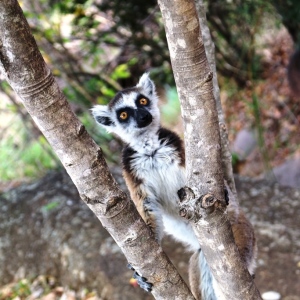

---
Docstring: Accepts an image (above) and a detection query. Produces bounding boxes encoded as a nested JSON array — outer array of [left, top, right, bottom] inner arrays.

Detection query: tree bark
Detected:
[[0, 1, 194, 299], [157, 0, 261, 299], [196, 0, 237, 196]]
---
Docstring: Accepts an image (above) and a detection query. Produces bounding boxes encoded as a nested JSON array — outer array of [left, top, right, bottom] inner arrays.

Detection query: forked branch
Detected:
[[0, 1, 194, 299]]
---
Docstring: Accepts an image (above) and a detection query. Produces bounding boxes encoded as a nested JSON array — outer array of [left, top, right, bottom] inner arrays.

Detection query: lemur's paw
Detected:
[[133, 271, 153, 292], [127, 263, 153, 292]]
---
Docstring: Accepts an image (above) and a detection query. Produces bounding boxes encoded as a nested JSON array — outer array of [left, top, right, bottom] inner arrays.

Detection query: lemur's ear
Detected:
[[91, 105, 115, 129], [136, 73, 156, 96]]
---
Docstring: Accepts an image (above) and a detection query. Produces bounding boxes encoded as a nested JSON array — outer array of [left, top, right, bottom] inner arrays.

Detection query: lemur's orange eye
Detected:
[[120, 111, 128, 120], [139, 98, 148, 105]]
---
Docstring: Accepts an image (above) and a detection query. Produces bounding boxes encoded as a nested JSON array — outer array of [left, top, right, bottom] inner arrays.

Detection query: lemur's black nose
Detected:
[[136, 108, 152, 128], [139, 109, 149, 120]]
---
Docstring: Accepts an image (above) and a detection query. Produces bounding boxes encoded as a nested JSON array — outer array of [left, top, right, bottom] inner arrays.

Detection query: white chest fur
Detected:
[[130, 144, 185, 211], [130, 143, 199, 250]]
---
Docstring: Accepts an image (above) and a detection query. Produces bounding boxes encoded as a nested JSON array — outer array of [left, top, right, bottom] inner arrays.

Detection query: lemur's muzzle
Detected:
[[135, 108, 153, 128]]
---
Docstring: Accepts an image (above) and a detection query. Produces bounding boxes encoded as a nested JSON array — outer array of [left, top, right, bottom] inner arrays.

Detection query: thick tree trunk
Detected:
[[0, 1, 194, 299], [157, 0, 261, 299]]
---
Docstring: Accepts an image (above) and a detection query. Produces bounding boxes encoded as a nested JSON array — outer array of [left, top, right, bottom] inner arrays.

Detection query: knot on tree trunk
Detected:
[[178, 186, 225, 222], [200, 193, 217, 208]]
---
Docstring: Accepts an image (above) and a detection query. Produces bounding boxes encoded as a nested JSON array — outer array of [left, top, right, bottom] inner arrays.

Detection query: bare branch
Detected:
[[196, 0, 237, 196]]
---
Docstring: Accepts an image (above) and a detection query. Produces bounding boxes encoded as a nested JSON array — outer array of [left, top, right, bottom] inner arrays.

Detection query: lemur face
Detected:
[[91, 73, 160, 143], [115, 93, 153, 129]]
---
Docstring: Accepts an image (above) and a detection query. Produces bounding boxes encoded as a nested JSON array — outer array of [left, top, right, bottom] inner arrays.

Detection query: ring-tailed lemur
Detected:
[[91, 73, 256, 300]]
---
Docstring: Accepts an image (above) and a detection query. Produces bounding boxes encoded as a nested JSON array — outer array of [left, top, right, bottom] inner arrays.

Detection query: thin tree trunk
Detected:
[[0, 1, 194, 299], [196, 0, 237, 196], [157, 0, 261, 299]]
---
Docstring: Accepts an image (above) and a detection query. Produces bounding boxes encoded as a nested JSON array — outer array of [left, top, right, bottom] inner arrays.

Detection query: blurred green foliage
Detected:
[[207, 0, 276, 85], [271, 0, 300, 45], [0, 279, 31, 300], [161, 87, 181, 126], [41, 201, 60, 213], [0, 117, 59, 181], [0, 0, 298, 181]]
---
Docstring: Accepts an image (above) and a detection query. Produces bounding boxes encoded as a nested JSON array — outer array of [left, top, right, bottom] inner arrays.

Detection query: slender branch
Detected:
[[196, 0, 237, 196]]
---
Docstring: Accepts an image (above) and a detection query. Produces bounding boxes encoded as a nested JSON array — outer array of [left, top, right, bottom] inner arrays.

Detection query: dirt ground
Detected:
[[236, 177, 300, 300], [0, 172, 299, 300]]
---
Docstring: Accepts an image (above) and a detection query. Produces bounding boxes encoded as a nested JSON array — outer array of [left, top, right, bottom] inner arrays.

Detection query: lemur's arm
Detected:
[[122, 153, 162, 293], [123, 169, 164, 241]]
